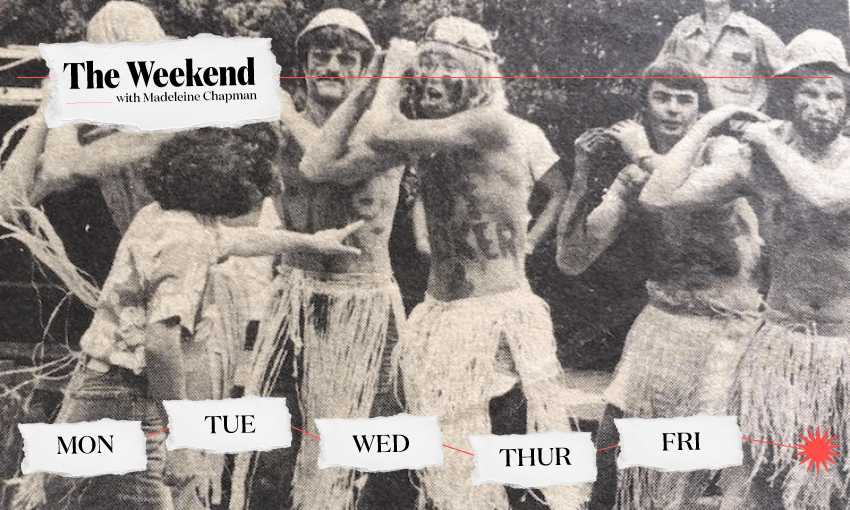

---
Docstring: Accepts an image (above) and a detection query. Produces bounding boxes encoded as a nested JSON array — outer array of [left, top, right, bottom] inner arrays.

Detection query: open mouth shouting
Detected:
[[424, 85, 444, 102]]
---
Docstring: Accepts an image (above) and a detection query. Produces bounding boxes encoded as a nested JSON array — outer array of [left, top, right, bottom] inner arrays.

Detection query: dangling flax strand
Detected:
[[734, 322, 850, 509]]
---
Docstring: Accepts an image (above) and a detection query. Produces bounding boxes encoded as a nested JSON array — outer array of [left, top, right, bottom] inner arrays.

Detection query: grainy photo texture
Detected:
[[1, 1, 849, 510]]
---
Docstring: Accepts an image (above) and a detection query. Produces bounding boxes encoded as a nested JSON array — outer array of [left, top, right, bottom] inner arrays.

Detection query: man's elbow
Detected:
[[555, 245, 591, 276], [298, 155, 334, 183], [807, 192, 850, 215], [637, 192, 667, 214], [637, 183, 686, 213]]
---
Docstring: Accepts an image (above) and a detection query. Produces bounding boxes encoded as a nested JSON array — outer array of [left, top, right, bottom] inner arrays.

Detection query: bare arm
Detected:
[[640, 135, 754, 212], [295, 80, 375, 182], [558, 164, 647, 275], [217, 220, 364, 258], [556, 129, 629, 274], [368, 102, 509, 154], [555, 156, 590, 273], [298, 50, 408, 184], [636, 106, 767, 210], [411, 195, 430, 255], [0, 105, 49, 218], [741, 122, 850, 214], [527, 163, 569, 253], [278, 88, 319, 149], [39, 124, 172, 184]]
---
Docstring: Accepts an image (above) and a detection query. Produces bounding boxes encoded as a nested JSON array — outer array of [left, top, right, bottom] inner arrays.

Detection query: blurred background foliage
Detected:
[[1, 0, 848, 369]]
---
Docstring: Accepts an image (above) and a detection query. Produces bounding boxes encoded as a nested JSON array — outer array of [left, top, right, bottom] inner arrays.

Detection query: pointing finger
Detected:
[[339, 220, 366, 239]]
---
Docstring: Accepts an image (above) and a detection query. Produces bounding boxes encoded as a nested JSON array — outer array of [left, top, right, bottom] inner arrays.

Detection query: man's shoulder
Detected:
[[726, 11, 773, 32], [728, 11, 780, 36], [833, 134, 850, 159], [668, 13, 703, 37], [509, 115, 543, 132], [502, 114, 557, 148]]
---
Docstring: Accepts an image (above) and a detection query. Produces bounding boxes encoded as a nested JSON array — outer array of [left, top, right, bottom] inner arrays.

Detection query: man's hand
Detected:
[[739, 121, 779, 148], [356, 41, 416, 141], [700, 104, 770, 136], [617, 163, 651, 192], [165, 449, 223, 507], [352, 51, 384, 108], [607, 120, 652, 162], [308, 220, 366, 256], [574, 128, 613, 165]]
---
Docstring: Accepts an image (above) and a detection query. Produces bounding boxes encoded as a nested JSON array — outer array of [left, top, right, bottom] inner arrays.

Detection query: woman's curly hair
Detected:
[[146, 124, 280, 217]]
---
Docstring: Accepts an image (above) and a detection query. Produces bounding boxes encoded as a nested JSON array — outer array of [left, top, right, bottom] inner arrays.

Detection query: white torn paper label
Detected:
[[163, 396, 291, 454], [19, 419, 146, 476], [40, 34, 281, 131], [315, 414, 443, 472], [616, 414, 743, 472], [469, 430, 596, 488]]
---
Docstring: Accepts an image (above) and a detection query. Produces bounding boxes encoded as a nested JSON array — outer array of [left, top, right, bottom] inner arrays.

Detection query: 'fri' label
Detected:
[[615, 414, 743, 472]]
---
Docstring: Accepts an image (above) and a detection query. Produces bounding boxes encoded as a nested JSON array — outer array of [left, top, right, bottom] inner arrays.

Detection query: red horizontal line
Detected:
[[742, 436, 798, 449], [146, 427, 169, 438], [279, 76, 830, 79], [443, 444, 474, 455], [597, 444, 619, 451], [291, 425, 321, 440], [18, 76, 828, 80]]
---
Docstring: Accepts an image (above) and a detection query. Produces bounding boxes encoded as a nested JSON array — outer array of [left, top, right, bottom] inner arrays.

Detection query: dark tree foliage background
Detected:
[[1, 0, 848, 368]]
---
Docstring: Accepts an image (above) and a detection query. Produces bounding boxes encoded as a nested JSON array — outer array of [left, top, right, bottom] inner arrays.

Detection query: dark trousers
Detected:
[[39, 364, 172, 510]]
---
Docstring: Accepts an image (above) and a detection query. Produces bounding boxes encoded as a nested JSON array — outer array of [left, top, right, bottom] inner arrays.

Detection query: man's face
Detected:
[[644, 81, 700, 142], [792, 75, 847, 146], [416, 51, 468, 118], [305, 45, 363, 105]]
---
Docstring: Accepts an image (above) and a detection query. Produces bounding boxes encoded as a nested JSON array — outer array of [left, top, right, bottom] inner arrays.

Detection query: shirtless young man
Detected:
[[233, 8, 410, 510], [558, 59, 765, 510], [637, 30, 850, 510], [363, 17, 585, 510]]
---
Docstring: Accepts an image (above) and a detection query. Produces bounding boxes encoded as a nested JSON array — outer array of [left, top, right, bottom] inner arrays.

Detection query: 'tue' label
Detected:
[[615, 414, 743, 472], [315, 414, 443, 472], [19, 419, 146, 476], [163, 396, 291, 454], [469, 430, 597, 488]]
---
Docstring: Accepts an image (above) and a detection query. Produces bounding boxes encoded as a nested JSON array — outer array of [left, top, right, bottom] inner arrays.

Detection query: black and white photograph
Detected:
[[1, 0, 850, 509]]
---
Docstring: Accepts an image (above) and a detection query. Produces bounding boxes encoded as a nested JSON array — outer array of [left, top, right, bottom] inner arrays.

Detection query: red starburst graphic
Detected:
[[794, 427, 842, 473]]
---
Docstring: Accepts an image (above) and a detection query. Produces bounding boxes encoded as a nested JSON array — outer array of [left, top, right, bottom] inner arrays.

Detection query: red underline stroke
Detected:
[[146, 427, 169, 438], [742, 437, 799, 449], [291, 425, 322, 440], [443, 444, 474, 455]]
